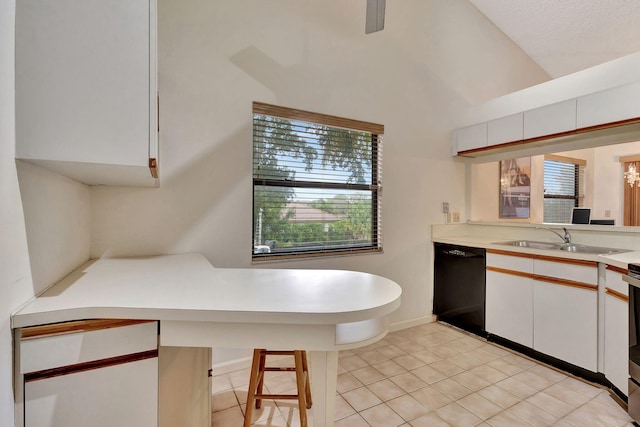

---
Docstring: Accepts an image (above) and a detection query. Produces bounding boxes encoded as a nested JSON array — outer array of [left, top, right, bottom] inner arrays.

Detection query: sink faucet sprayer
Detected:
[[536, 226, 572, 244]]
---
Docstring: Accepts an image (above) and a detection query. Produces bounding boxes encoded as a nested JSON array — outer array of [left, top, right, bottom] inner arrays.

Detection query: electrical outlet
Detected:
[[452, 212, 460, 222], [446, 212, 452, 223], [605, 210, 611, 218], [442, 202, 449, 213]]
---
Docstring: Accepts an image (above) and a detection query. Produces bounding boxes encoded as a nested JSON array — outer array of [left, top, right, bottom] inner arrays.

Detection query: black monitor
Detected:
[[570, 207, 591, 224]]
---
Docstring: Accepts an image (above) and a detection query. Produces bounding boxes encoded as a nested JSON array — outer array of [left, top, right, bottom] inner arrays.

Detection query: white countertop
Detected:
[[12, 253, 402, 329]]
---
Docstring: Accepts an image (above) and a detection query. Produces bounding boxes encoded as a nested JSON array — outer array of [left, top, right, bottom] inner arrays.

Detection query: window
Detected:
[[543, 155, 586, 223], [252, 102, 383, 260]]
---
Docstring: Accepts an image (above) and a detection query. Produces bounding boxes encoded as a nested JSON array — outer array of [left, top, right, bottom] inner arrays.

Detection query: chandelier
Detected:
[[625, 164, 640, 187]]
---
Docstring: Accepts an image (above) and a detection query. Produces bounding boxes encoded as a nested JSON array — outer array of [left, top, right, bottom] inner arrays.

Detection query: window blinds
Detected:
[[252, 102, 383, 259], [543, 157, 585, 223]]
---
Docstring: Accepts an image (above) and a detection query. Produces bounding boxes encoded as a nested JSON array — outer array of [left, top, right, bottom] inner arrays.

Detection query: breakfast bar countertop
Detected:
[[11, 253, 402, 330]]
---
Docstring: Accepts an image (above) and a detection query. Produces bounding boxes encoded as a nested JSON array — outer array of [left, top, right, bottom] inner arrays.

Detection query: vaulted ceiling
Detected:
[[469, 0, 640, 78]]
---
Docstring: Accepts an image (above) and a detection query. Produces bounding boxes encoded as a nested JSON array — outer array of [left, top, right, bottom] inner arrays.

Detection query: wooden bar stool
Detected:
[[244, 349, 312, 427]]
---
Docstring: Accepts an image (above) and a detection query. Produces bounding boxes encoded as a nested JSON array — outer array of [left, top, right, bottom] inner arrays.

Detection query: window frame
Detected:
[[251, 102, 384, 261]]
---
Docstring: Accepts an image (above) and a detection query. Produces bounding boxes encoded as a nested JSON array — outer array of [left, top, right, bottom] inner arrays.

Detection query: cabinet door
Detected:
[[486, 269, 533, 347], [25, 357, 158, 427], [455, 123, 487, 152], [533, 280, 598, 371], [15, 0, 157, 186], [577, 82, 640, 129], [604, 268, 629, 395], [487, 113, 523, 146], [604, 293, 628, 395], [523, 99, 577, 139]]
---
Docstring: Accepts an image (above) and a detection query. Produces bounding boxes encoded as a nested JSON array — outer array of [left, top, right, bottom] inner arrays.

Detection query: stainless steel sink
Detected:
[[495, 240, 562, 250], [494, 240, 630, 255]]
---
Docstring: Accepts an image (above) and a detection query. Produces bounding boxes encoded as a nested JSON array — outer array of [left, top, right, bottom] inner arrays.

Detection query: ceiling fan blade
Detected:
[[365, 0, 385, 34]]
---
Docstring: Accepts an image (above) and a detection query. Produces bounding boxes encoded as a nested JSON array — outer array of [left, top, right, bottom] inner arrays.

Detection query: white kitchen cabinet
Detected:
[[454, 122, 487, 153], [577, 82, 640, 129], [25, 357, 157, 427], [523, 99, 577, 140], [604, 267, 629, 395], [15, 0, 158, 187], [18, 320, 158, 427], [486, 270, 534, 347], [486, 252, 534, 347], [532, 260, 598, 371], [487, 113, 523, 146]]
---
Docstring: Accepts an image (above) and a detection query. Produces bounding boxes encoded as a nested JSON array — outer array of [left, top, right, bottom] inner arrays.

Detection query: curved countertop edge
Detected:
[[431, 235, 640, 270], [11, 297, 402, 330]]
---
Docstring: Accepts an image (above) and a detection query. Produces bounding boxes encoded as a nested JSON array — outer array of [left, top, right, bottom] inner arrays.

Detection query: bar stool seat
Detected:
[[244, 349, 312, 427]]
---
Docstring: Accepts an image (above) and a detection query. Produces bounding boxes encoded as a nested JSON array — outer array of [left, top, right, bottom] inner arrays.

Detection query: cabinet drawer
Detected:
[[605, 267, 629, 296], [21, 320, 157, 374], [487, 252, 533, 273], [533, 259, 597, 286]]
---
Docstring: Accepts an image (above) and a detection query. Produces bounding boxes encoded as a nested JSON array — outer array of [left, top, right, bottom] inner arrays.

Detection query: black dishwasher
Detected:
[[433, 243, 486, 337]]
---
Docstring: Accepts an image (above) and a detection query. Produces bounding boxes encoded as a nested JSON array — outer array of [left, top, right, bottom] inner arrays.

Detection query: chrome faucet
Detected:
[[536, 226, 572, 244]]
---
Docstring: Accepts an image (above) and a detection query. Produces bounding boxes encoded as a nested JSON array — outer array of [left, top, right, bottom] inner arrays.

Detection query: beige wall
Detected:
[[0, 2, 32, 424], [90, 0, 548, 335]]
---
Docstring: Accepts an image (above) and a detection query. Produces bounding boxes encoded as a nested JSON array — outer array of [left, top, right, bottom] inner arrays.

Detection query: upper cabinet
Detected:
[[577, 82, 640, 129], [523, 99, 577, 140], [15, 0, 158, 187], [452, 79, 640, 157], [453, 123, 487, 153], [487, 113, 523, 146]]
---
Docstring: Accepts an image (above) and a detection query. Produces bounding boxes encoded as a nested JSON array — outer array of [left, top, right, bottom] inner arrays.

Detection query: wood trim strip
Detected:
[[534, 275, 598, 291], [620, 155, 640, 163], [21, 319, 156, 340], [544, 154, 586, 166], [253, 101, 384, 135], [486, 266, 597, 291], [606, 264, 629, 275], [486, 266, 532, 279], [458, 116, 640, 156], [24, 349, 158, 383], [487, 249, 533, 259], [487, 249, 598, 268], [606, 288, 629, 302]]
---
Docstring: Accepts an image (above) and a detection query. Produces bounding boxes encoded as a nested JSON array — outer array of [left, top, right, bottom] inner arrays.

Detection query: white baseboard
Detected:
[[211, 315, 437, 375], [389, 315, 436, 332], [212, 356, 252, 375]]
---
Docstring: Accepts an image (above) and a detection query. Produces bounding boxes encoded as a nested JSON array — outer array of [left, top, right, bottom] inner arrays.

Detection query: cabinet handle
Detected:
[[24, 349, 158, 382]]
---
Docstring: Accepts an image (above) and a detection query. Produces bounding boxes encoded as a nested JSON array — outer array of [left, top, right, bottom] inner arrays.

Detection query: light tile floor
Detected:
[[211, 322, 634, 426]]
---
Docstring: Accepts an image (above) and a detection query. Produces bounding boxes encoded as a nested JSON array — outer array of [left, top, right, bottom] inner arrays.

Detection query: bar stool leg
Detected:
[[255, 350, 267, 409], [294, 350, 308, 427], [244, 349, 263, 427], [302, 351, 312, 409]]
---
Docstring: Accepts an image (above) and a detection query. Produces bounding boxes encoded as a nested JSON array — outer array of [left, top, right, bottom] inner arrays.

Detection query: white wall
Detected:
[[0, 1, 33, 424], [90, 0, 548, 336]]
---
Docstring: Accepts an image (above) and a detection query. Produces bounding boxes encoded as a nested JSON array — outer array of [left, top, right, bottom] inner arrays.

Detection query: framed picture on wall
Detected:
[[499, 157, 531, 218]]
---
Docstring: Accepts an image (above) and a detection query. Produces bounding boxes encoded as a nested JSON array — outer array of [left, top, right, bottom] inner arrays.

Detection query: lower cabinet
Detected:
[[25, 357, 158, 427], [486, 268, 533, 347], [486, 250, 599, 372], [18, 319, 159, 427], [604, 267, 629, 395], [532, 279, 598, 371]]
